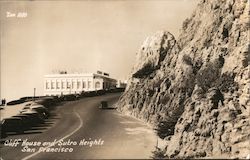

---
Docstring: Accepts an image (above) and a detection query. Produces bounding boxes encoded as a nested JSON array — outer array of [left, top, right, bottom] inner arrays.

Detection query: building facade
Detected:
[[116, 80, 127, 88], [44, 72, 117, 96]]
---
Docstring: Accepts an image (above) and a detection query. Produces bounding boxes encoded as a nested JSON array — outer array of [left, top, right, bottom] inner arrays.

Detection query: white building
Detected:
[[116, 80, 127, 88], [44, 72, 117, 96]]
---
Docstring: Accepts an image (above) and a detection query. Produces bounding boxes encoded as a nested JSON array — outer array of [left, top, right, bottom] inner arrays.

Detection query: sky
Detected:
[[0, 0, 198, 101]]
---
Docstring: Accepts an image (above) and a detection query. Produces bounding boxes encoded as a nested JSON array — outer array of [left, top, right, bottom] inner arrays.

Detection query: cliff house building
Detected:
[[44, 72, 117, 96]]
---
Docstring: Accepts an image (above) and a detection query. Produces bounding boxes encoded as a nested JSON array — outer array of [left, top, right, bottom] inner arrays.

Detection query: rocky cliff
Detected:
[[116, 0, 249, 158]]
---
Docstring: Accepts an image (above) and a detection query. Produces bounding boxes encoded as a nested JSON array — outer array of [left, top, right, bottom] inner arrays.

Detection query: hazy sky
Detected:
[[0, 0, 198, 101]]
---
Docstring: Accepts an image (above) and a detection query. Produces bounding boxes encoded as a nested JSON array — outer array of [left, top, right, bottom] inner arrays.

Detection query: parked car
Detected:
[[0, 120, 7, 138], [62, 94, 79, 101], [1, 117, 25, 135], [21, 102, 44, 110], [31, 107, 49, 119], [21, 102, 49, 119], [12, 114, 33, 129], [21, 110, 45, 124], [99, 101, 108, 109]]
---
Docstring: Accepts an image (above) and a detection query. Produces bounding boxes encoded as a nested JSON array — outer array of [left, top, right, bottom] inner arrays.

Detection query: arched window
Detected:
[[95, 81, 101, 89]]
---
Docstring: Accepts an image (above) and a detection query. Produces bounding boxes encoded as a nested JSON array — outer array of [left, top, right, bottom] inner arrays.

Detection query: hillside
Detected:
[[115, 0, 249, 158]]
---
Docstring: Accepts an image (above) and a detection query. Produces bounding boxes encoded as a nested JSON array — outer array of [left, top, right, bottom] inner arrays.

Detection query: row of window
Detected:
[[46, 81, 93, 90]]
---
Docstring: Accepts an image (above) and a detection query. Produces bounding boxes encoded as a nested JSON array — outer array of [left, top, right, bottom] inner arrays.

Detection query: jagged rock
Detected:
[[116, 0, 250, 158], [132, 31, 176, 78]]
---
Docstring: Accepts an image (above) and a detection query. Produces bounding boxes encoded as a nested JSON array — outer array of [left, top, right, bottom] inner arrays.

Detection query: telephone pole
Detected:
[[33, 88, 36, 101]]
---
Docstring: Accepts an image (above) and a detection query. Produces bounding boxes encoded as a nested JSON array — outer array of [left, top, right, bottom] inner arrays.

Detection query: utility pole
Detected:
[[33, 88, 36, 101]]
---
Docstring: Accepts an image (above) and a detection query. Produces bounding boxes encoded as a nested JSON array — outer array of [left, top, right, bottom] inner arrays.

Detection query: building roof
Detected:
[[44, 73, 117, 82], [44, 73, 94, 78]]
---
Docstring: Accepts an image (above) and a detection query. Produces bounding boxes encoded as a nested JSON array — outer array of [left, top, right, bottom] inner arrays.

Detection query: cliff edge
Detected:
[[116, 0, 249, 158]]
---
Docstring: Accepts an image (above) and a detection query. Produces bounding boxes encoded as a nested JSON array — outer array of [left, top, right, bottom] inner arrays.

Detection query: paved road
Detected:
[[0, 93, 157, 160]]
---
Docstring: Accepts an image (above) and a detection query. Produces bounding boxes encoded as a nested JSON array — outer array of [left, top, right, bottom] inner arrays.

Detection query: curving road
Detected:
[[0, 93, 157, 160]]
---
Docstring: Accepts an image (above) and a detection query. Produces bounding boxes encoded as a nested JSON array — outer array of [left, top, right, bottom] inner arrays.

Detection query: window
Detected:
[[46, 82, 50, 89], [62, 82, 65, 89], [82, 81, 86, 89], [77, 81, 81, 89], [56, 81, 60, 89], [67, 81, 71, 89], [51, 82, 55, 89], [72, 81, 75, 89]]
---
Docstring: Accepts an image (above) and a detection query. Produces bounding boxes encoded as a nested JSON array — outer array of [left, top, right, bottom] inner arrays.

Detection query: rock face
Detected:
[[116, 0, 249, 158]]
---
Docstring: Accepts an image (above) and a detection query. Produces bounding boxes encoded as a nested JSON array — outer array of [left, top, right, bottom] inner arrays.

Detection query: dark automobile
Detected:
[[12, 114, 33, 129], [0, 120, 7, 138], [63, 94, 79, 101], [31, 107, 49, 119], [21, 102, 49, 119], [21, 111, 45, 124], [1, 117, 25, 135], [99, 101, 108, 109]]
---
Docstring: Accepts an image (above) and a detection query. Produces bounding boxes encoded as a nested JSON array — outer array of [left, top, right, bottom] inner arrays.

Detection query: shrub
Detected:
[[154, 120, 176, 139], [196, 61, 220, 91], [182, 54, 193, 66], [214, 72, 239, 93], [208, 88, 224, 109], [165, 78, 171, 89], [147, 88, 155, 97], [132, 63, 156, 78], [196, 54, 232, 93], [193, 58, 203, 75], [213, 55, 225, 68], [160, 95, 170, 105], [154, 106, 184, 139], [222, 27, 229, 40], [182, 18, 191, 30], [151, 147, 166, 159]]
